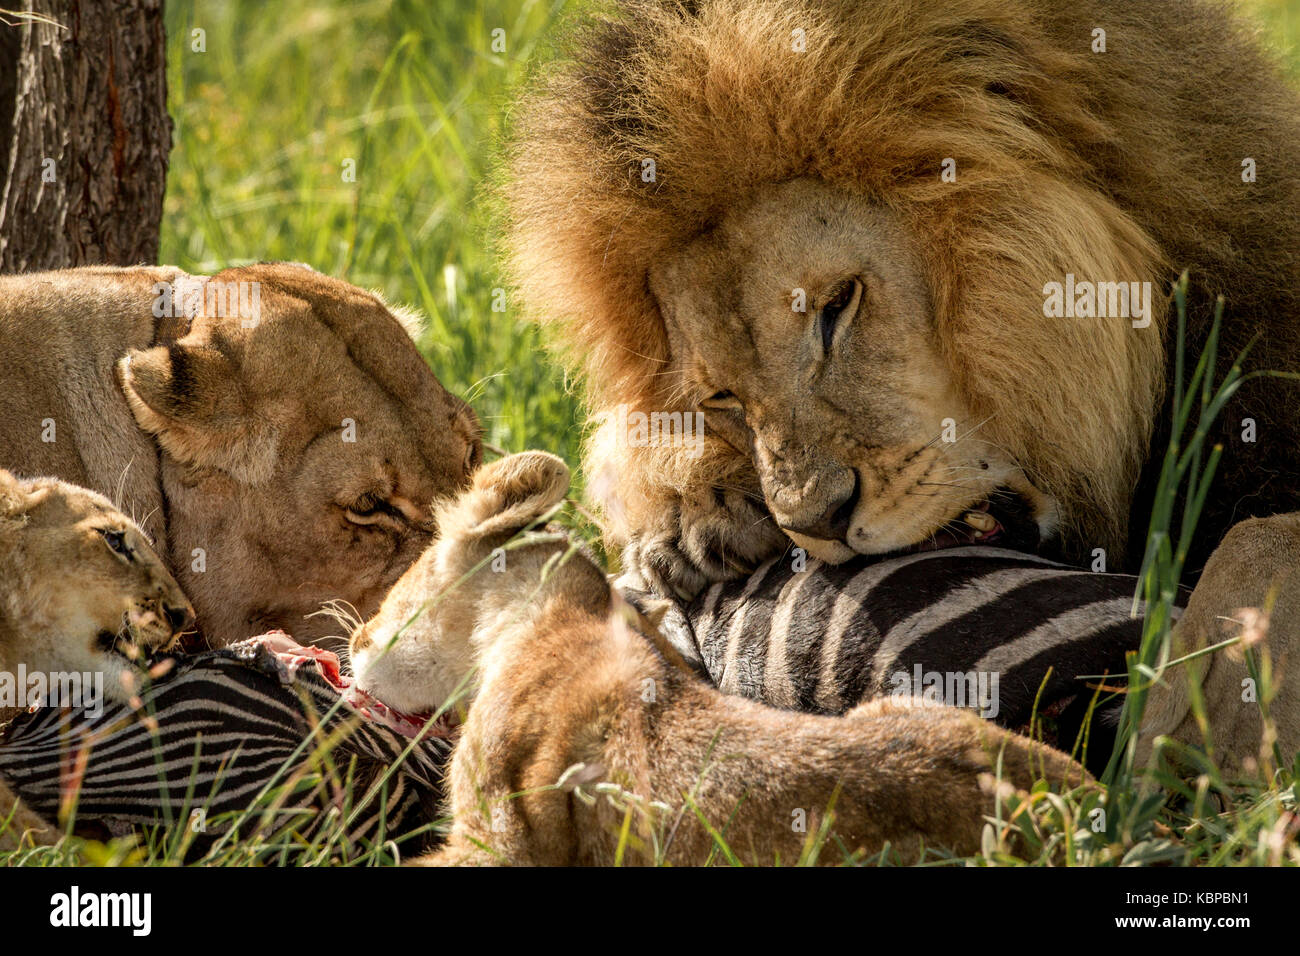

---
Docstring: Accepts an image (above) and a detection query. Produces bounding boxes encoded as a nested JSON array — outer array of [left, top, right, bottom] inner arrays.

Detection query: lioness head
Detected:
[[116, 263, 481, 647], [348, 452, 578, 717], [0, 470, 193, 701]]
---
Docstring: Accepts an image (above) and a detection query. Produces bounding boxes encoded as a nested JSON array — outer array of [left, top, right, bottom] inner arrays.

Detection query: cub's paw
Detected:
[[454, 451, 571, 540], [622, 483, 786, 600]]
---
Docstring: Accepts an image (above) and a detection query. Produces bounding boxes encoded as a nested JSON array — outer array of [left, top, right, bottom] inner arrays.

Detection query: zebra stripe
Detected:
[[631, 545, 1189, 768], [0, 643, 447, 859], [713, 557, 775, 695]]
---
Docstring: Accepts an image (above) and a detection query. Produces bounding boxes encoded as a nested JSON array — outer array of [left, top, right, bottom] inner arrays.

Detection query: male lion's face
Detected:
[[651, 179, 1056, 563], [118, 264, 481, 648], [0, 472, 193, 702]]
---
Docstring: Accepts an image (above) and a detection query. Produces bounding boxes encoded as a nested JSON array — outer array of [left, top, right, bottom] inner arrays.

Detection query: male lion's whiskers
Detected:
[[906, 489, 976, 506], [955, 414, 997, 441], [710, 481, 769, 507], [957, 435, 1024, 463], [651, 374, 694, 408], [616, 341, 670, 367], [918, 413, 997, 452]]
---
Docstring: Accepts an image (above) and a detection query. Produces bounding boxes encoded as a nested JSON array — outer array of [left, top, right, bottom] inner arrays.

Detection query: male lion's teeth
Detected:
[[962, 511, 997, 533]]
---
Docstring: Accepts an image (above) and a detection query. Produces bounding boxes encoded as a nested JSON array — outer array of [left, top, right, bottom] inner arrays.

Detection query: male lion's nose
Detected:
[[780, 472, 861, 541]]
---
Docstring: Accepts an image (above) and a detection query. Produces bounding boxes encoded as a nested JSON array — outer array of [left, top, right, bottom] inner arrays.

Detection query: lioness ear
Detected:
[[118, 346, 279, 484], [463, 452, 571, 538]]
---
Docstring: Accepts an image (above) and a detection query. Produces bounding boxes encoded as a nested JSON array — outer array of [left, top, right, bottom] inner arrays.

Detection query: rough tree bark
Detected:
[[0, 1, 171, 274]]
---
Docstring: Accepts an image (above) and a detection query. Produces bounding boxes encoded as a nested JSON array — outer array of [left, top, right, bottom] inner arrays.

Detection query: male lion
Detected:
[[506, 1, 1300, 768], [1, 469, 193, 851], [0, 263, 481, 648], [349, 452, 1086, 866]]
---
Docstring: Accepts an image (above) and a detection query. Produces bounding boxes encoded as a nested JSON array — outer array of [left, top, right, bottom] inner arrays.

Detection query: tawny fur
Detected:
[[1139, 513, 1300, 775], [0, 264, 481, 647], [0, 471, 193, 851], [350, 453, 1087, 866], [0, 469, 191, 707], [505, 0, 1300, 582]]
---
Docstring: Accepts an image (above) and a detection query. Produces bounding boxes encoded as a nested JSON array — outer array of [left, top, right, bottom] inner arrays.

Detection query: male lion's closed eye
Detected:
[[817, 277, 861, 354], [699, 390, 741, 410]]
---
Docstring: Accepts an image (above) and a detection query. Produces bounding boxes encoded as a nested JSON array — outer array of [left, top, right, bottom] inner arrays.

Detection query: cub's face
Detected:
[[0, 472, 194, 701], [346, 535, 471, 719], [650, 178, 1055, 562], [349, 452, 573, 717]]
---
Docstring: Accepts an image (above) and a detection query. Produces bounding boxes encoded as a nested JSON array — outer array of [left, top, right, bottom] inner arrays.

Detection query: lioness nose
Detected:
[[781, 473, 860, 541], [165, 603, 195, 634]]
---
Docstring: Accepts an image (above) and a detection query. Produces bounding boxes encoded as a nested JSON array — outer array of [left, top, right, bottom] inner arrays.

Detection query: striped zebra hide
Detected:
[[630, 546, 1191, 772], [0, 634, 449, 862]]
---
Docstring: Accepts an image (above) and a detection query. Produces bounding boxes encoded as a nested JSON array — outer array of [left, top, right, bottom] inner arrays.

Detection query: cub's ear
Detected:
[[117, 345, 279, 484], [459, 452, 571, 539]]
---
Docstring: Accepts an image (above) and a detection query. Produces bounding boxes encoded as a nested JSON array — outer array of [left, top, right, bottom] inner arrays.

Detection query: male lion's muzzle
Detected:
[[713, 408, 1053, 562], [773, 470, 861, 542]]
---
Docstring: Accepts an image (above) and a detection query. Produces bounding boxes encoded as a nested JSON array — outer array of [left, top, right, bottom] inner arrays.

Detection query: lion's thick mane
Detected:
[[506, 0, 1300, 572]]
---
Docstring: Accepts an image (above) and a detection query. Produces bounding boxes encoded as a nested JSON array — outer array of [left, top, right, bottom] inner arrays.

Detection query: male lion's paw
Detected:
[[622, 484, 786, 600]]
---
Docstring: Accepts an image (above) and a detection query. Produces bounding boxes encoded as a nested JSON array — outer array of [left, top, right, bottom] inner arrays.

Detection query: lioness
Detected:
[[1, 469, 192, 852], [349, 452, 1086, 865], [505, 0, 1300, 771], [0, 263, 480, 647]]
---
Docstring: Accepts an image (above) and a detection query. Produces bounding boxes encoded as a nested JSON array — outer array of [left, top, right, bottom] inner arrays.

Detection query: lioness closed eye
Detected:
[[349, 452, 1087, 866]]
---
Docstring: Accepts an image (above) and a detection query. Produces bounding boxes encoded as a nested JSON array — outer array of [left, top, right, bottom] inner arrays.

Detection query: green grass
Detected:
[[5, 0, 1300, 867], [160, 0, 584, 477]]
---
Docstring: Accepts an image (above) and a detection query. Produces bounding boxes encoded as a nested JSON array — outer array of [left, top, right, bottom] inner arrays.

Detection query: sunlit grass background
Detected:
[[158, 0, 1300, 481], [8, 0, 1297, 867], [161, 0, 582, 482]]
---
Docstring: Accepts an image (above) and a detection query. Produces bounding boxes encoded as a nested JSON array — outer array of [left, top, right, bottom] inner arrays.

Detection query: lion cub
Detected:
[[349, 453, 1087, 866], [0, 469, 193, 703], [0, 469, 193, 850]]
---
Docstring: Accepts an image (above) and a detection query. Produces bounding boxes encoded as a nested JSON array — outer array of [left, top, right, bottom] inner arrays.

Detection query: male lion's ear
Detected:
[[117, 346, 279, 484], [463, 452, 571, 539]]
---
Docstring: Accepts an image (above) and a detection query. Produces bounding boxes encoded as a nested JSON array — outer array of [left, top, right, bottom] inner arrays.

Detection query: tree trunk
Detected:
[[0, 1, 171, 274]]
